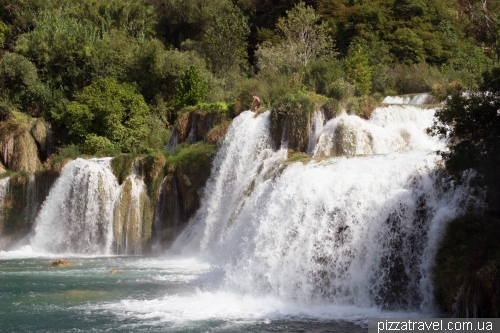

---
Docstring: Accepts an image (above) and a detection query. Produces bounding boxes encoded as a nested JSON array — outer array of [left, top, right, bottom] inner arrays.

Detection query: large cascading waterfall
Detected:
[[173, 108, 476, 312], [30, 158, 119, 254]]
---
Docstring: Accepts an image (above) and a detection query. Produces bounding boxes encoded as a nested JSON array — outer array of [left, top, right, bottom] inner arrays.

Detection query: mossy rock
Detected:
[[142, 153, 167, 198], [110, 154, 136, 185], [10, 131, 42, 173], [271, 94, 315, 152], [206, 121, 231, 144], [434, 214, 500, 317], [176, 111, 193, 142], [50, 259, 72, 267], [30, 118, 48, 158], [334, 119, 357, 157]]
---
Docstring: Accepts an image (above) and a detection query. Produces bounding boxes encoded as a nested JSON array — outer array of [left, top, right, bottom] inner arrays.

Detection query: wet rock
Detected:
[[50, 259, 72, 267], [109, 269, 121, 274]]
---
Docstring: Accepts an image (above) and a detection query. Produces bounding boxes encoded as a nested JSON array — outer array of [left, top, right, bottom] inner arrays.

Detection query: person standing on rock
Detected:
[[251, 95, 260, 112]]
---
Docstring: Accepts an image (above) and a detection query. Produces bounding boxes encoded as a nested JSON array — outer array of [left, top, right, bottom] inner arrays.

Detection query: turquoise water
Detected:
[[0, 254, 369, 332]]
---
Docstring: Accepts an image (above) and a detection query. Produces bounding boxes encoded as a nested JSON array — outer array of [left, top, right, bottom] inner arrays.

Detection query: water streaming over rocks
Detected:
[[113, 159, 149, 254], [30, 158, 119, 254], [0, 177, 9, 226], [0, 103, 480, 321], [173, 108, 476, 311]]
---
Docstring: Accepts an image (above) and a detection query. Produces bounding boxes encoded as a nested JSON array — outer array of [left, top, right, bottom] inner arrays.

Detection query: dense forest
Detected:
[[0, 0, 499, 156]]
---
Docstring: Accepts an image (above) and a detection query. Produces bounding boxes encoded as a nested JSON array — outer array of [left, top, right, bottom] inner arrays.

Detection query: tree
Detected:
[[256, 2, 331, 74], [60, 78, 150, 153], [345, 44, 373, 96], [175, 66, 208, 107], [198, 2, 250, 78], [429, 66, 500, 217]]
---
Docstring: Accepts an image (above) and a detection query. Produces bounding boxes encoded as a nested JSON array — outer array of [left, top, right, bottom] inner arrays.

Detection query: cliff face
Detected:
[[0, 112, 48, 173]]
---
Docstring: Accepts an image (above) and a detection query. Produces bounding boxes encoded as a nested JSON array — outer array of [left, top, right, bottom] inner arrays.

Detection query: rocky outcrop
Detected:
[[0, 111, 46, 173], [50, 259, 72, 267]]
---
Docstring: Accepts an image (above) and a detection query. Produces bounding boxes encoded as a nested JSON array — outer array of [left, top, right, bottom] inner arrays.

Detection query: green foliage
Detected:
[[0, 52, 49, 114], [60, 78, 150, 152], [111, 154, 136, 184], [304, 57, 345, 95], [256, 2, 331, 74], [345, 44, 373, 96], [390, 63, 445, 94], [80, 134, 116, 155], [175, 66, 208, 107], [434, 214, 500, 317], [198, 2, 250, 78], [56, 144, 80, 160], [321, 98, 341, 121], [0, 20, 10, 48], [271, 93, 315, 152], [430, 66, 500, 217], [327, 78, 355, 101], [390, 28, 425, 64]]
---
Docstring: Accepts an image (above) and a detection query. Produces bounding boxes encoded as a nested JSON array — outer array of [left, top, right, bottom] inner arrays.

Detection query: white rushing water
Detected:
[[30, 158, 120, 254], [171, 108, 476, 313], [0, 177, 9, 225], [382, 93, 431, 105]]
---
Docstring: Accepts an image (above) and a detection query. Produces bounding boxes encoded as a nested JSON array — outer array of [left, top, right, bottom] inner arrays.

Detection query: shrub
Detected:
[[390, 63, 445, 94], [304, 58, 345, 95], [80, 134, 116, 155], [327, 78, 355, 101]]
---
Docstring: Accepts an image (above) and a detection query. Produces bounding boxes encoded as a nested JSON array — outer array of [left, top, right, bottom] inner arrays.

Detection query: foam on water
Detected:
[[172, 107, 476, 313]]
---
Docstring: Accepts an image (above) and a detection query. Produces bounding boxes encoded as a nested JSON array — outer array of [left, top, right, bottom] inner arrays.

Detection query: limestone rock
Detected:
[[10, 131, 42, 173], [30, 119, 48, 157], [50, 259, 72, 267]]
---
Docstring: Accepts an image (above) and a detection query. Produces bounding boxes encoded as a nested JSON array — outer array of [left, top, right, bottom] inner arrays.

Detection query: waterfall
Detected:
[[0, 177, 9, 226], [382, 94, 432, 105], [113, 159, 149, 254], [313, 106, 436, 157], [167, 128, 178, 153], [30, 158, 119, 254], [173, 108, 477, 311], [307, 110, 326, 156]]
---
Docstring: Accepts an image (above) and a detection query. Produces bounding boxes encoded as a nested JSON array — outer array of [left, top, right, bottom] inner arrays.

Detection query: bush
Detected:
[[80, 134, 116, 155], [390, 63, 445, 94], [327, 78, 355, 101], [175, 65, 208, 108], [304, 58, 345, 95]]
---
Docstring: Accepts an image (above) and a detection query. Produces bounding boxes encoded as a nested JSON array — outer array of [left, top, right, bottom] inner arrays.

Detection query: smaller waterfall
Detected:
[[31, 158, 119, 254], [113, 159, 149, 254], [307, 110, 326, 156], [46, 122, 56, 158], [167, 128, 179, 153], [23, 175, 38, 230], [313, 105, 436, 157], [382, 94, 432, 105], [186, 115, 197, 144], [0, 177, 10, 226]]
